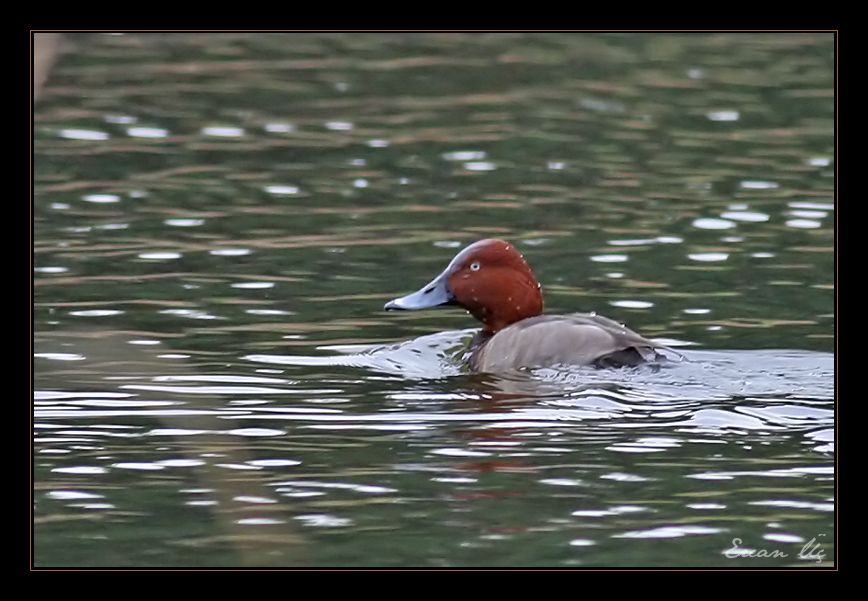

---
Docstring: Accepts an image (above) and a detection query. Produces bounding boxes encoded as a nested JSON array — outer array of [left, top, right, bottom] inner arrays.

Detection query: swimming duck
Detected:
[[384, 238, 671, 371]]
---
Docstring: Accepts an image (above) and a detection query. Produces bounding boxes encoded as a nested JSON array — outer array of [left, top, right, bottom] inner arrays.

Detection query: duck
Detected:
[[384, 238, 672, 372]]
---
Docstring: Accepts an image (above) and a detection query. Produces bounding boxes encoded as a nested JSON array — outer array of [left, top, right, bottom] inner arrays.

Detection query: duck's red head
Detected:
[[384, 239, 543, 333]]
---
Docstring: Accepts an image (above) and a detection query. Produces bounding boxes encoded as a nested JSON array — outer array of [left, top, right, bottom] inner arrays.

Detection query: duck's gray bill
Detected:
[[384, 273, 454, 311]]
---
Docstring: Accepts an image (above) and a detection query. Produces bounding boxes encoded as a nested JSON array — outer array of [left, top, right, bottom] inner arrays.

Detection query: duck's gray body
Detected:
[[467, 312, 669, 372]]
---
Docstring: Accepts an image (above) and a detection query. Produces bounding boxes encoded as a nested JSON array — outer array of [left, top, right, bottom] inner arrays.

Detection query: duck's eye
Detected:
[[470, 261, 481, 271]]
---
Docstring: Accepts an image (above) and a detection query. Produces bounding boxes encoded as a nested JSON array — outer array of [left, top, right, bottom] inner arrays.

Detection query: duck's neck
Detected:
[[466, 329, 495, 367], [469, 328, 493, 346], [478, 282, 543, 334]]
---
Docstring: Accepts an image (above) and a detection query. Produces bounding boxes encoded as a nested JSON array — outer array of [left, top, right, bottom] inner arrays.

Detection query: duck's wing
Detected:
[[470, 313, 673, 372], [564, 313, 672, 360]]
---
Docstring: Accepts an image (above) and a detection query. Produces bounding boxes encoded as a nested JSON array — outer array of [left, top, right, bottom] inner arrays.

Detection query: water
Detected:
[[34, 32, 834, 568]]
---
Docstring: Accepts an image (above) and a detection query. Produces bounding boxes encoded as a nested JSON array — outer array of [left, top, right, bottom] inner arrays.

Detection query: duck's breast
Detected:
[[470, 313, 662, 371]]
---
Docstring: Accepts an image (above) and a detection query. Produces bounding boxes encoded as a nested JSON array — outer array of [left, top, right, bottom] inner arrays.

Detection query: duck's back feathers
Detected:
[[468, 312, 669, 372]]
